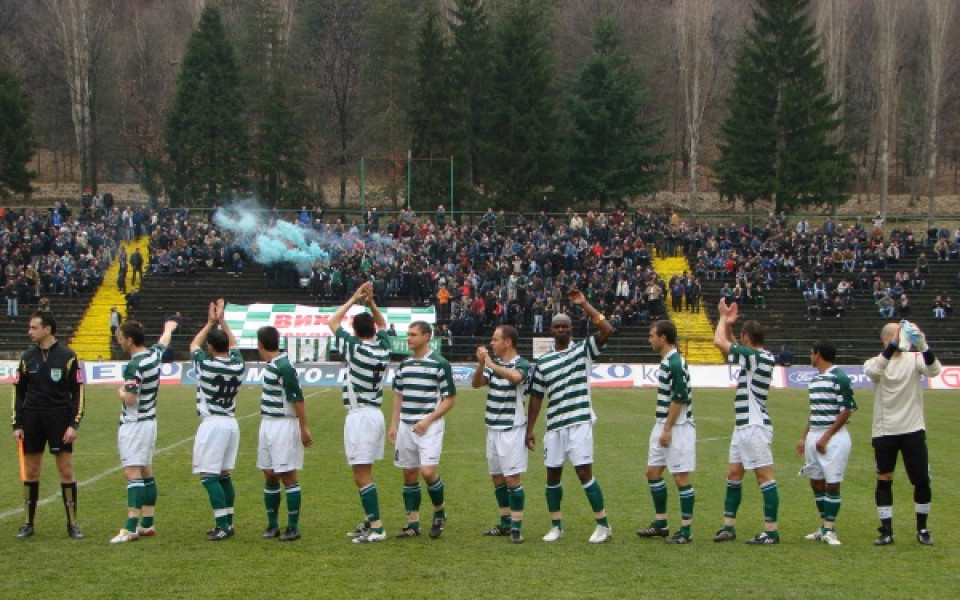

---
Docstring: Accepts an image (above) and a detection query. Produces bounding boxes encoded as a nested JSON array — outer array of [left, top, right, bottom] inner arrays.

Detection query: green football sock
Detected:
[[427, 479, 445, 518], [285, 483, 301, 529], [814, 490, 826, 519], [264, 483, 281, 528], [508, 485, 524, 530], [723, 479, 742, 519], [201, 477, 228, 529], [761, 480, 779, 524], [679, 484, 695, 521], [583, 478, 608, 526], [495, 483, 510, 527], [649, 478, 668, 516], [125, 479, 144, 531], [824, 491, 842, 524], [141, 477, 157, 528], [219, 476, 235, 525], [403, 483, 421, 524], [360, 483, 381, 526]]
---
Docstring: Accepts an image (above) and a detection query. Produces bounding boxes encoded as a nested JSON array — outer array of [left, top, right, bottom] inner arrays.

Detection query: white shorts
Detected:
[[118, 420, 157, 467], [192, 416, 239, 475], [648, 421, 696, 473], [729, 425, 774, 469], [394, 419, 445, 469], [344, 407, 385, 465], [801, 427, 851, 484], [487, 427, 528, 476], [257, 418, 304, 473], [543, 422, 594, 468]]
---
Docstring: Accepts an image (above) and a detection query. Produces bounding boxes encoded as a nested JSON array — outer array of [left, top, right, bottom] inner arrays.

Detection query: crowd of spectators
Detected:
[[1, 200, 123, 318]]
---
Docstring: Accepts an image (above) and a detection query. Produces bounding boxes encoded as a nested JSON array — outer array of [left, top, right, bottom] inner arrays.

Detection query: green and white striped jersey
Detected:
[[807, 366, 857, 428], [529, 334, 604, 432], [120, 343, 165, 424], [192, 348, 245, 418], [483, 355, 531, 430], [392, 351, 456, 424], [260, 353, 303, 418], [728, 344, 774, 427], [335, 326, 391, 409], [655, 349, 693, 424]]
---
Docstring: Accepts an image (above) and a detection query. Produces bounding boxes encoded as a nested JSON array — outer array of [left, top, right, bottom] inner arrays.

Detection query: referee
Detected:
[[12, 311, 85, 539]]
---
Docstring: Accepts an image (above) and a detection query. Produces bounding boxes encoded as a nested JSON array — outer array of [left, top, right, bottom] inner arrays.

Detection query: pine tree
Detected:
[[237, 0, 307, 207], [714, 0, 850, 212], [0, 68, 35, 199], [449, 0, 493, 195], [482, 0, 560, 208], [254, 77, 308, 207], [564, 17, 665, 209], [408, 5, 457, 209], [165, 5, 250, 206]]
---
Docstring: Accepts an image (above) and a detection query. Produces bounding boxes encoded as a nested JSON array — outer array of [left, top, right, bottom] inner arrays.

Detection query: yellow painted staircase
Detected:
[[651, 255, 722, 365], [71, 237, 150, 360]]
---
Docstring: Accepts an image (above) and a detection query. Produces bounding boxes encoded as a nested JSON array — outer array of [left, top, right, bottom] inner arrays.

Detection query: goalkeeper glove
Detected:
[[897, 320, 912, 351], [902, 320, 928, 352]]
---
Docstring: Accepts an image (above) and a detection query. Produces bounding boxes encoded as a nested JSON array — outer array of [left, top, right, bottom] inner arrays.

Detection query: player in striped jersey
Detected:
[[527, 289, 615, 544], [329, 282, 392, 544], [189, 299, 246, 541], [389, 321, 456, 539], [471, 325, 531, 544], [109, 318, 178, 544], [798, 341, 857, 546], [711, 300, 780, 545], [638, 320, 696, 544], [256, 325, 313, 542]]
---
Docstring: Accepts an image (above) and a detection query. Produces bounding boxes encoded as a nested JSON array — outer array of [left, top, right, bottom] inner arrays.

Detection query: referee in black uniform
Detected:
[[12, 311, 85, 539]]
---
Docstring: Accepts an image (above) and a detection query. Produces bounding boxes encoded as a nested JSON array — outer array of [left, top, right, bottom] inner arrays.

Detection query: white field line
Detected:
[[0, 389, 334, 521]]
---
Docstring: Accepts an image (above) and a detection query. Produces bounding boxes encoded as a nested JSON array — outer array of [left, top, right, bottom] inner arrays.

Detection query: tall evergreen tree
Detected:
[[254, 77, 308, 206], [165, 5, 250, 205], [0, 67, 35, 199], [564, 18, 665, 209], [482, 0, 560, 208], [714, 0, 850, 212], [449, 0, 493, 195], [408, 5, 457, 209], [237, 0, 307, 206]]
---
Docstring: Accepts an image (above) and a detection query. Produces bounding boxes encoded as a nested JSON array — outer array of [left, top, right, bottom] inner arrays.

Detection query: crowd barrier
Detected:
[[2, 361, 956, 390]]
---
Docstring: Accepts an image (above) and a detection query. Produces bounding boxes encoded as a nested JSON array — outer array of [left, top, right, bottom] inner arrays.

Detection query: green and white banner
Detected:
[[223, 303, 436, 349]]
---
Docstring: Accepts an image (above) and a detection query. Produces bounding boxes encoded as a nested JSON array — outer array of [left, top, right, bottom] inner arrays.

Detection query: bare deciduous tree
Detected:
[[41, 0, 116, 194], [924, 0, 955, 223], [874, 0, 898, 218]]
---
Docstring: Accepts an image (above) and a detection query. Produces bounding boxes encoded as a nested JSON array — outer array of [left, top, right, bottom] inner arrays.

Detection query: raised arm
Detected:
[[364, 282, 387, 330], [713, 299, 737, 354], [569, 288, 614, 344], [216, 298, 238, 350], [158, 319, 179, 348], [190, 302, 218, 353], [329, 284, 366, 333], [471, 346, 490, 388]]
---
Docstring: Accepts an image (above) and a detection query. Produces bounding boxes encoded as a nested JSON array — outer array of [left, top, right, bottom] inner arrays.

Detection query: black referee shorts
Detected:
[[21, 410, 74, 455], [872, 429, 928, 485]]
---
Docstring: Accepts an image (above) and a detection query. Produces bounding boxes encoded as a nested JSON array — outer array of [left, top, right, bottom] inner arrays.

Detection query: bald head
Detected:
[[552, 313, 572, 326], [881, 322, 899, 345]]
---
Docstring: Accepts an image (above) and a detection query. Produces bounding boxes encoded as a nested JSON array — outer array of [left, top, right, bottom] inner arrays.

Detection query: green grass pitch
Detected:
[[1, 384, 958, 599]]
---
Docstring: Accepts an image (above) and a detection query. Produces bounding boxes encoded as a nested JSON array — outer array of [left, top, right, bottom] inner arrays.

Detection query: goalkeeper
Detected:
[[863, 321, 942, 546]]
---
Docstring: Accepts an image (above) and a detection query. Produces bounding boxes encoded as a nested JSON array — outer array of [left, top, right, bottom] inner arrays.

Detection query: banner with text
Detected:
[[223, 303, 436, 349], [0, 360, 946, 390]]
